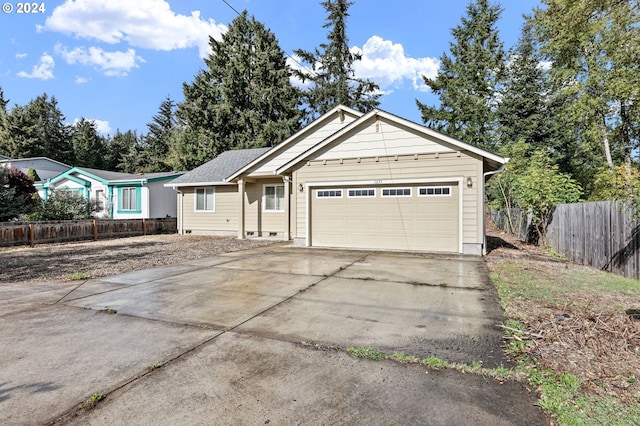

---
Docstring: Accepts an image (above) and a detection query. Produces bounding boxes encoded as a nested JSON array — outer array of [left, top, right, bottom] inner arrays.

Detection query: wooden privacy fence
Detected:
[[547, 201, 640, 280], [490, 201, 640, 280], [0, 218, 177, 248]]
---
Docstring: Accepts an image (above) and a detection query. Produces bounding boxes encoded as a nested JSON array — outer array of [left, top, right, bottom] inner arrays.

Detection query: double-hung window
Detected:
[[264, 184, 285, 211], [195, 188, 215, 211], [120, 187, 138, 211]]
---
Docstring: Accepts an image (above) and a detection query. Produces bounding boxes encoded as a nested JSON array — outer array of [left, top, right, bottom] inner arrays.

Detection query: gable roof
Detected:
[[166, 147, 271, 187], [276, 108, 508, 175], [224, 105, 362, 182], [0, 156, 70, 169], [46, 167, 183, 187]]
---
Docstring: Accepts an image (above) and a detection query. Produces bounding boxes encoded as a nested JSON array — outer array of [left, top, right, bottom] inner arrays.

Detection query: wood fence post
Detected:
[[29, 223, 35, 248], [93, 220, 98, 241], [143, 218, 147, 236]]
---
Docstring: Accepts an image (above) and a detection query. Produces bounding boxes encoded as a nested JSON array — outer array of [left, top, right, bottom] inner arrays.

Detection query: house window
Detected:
[[382, 187, 411, 197], [316, 189, 343, 198], [264, 184, 285, 211], [419, 186, 452, 197], [195, 188, 215, 211], [348, 188, 375, 198], [120, 187, 138, 210]]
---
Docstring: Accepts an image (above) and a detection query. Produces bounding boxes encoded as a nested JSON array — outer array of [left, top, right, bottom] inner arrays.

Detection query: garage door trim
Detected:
[[305, 177, 464, 252]]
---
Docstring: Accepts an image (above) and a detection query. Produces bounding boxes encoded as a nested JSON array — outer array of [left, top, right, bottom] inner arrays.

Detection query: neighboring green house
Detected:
[[38, 167, 184, 219]]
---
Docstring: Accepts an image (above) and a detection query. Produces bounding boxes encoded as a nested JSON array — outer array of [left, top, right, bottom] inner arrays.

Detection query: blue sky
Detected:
[[0, 0, 541, 137]]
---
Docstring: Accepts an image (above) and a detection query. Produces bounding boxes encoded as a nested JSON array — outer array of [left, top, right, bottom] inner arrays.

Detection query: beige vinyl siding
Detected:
[[250, 114, 358, 176], [314, 117, 455, 160], [293, 152, 481, 245], [244, 178, 286, 235], [179, 186, 238, 234]]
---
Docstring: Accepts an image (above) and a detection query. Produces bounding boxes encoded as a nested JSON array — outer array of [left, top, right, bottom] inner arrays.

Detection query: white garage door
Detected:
[[310, 183, 459, 252]]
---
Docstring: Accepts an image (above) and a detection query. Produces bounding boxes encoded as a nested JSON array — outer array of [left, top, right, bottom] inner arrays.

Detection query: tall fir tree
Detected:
[[105, 129, 141, 172], [176, 11, 302, 166], [71, 118, 107, 169], [294, 0, 380, 121], [4, 94, 73, 163], [0, 88, 11, 156], [416, 0, 506, 151], [142, 96, 175, 172]]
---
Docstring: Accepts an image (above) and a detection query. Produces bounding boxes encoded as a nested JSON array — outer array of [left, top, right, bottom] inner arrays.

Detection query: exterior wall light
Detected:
[[466, 177, 473, 188], [298, 183, 304, 192]]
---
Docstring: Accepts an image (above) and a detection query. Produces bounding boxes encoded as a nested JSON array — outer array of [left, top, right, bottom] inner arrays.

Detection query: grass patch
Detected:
[[85, 392, 104, 408], [390, 352, 419, 363], [420, 356, 448, 370], [148, 362, 164, 371], [489, 257, 640, 425], [67, 272, 89, 281], [347, 347, 385, 361]]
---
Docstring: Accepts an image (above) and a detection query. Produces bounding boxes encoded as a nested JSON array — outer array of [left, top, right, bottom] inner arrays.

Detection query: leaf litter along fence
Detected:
[[0, 218, 177, 248], [490, 201, 640, 280]]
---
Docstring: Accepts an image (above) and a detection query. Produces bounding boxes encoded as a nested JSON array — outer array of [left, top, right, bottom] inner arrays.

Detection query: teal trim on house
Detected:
[[116, 186, 142, 214]]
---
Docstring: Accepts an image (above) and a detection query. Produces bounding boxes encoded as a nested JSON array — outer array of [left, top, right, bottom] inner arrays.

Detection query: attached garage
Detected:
[[309, 182, 460, 252]]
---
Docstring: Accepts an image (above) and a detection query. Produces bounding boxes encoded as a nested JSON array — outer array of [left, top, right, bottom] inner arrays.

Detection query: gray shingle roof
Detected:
[[168, 147, 271, 185]]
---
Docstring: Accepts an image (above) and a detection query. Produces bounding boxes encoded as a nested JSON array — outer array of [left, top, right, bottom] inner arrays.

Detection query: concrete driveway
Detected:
[[0, 246, 548, 425]]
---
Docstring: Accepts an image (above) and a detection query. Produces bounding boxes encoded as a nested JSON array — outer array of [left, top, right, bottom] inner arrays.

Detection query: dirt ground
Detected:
[[0, 235, 278, 284], [485, 220, 640, 403]]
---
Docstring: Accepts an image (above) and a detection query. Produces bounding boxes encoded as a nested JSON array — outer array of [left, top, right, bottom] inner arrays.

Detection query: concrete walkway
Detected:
[[0, 246, 549, 425]]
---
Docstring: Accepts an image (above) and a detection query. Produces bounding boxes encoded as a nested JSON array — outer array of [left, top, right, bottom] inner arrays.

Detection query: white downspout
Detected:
[[482, 161, 508, 255], [176, 189, 183, 235]]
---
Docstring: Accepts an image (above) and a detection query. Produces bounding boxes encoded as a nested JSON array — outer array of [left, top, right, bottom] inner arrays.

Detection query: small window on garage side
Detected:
[[381, 187, 411, 197], [195, 188, 215, 211], [418, 186, 452, 197], [348, 188, 376, 198], [316, 189, 343, 198]]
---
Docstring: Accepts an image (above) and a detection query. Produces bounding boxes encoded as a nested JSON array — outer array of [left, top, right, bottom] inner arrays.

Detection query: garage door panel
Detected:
[[311, 183, 459, 252]]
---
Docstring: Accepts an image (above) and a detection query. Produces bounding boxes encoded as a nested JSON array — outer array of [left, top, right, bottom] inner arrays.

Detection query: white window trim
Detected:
[[347, 188, 376, 198], [418, 186, 452, 197], [263, 184, 285, 212], [194, 187, 215, 212], [316, 189, 343, 198], [381, 187, 412, 197]]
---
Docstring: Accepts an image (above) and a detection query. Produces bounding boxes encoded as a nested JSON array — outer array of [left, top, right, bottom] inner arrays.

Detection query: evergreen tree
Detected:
[[71, 118, 107, 169], [496, 23, 550, 150], [0, 88, 11, 156], [142, 96, 175, 172], [416, 0, 506, 151], [294, 0, 380, 121], [104, 129, 141, 172], [4, 94, 73, 162], [176, 11, 302, 164]]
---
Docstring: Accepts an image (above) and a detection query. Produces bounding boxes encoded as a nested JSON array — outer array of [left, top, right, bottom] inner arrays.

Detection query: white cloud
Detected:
[[351, 36, 439, 92], [538, 60, 552, 71], [286, 54, 314, 89], [75, 76, 89, 84], [39, 0, 227, 58], [73, 118, 111, 135], [15, 53, 27, 59], [17, 53, 55, 80], [55, 44, 144, 76]]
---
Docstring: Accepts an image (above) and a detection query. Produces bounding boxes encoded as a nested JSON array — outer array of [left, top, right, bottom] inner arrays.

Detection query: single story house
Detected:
[[166, 105, 507, 255], [39, 167, 184, 219], [0, 156, 70, 181]]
